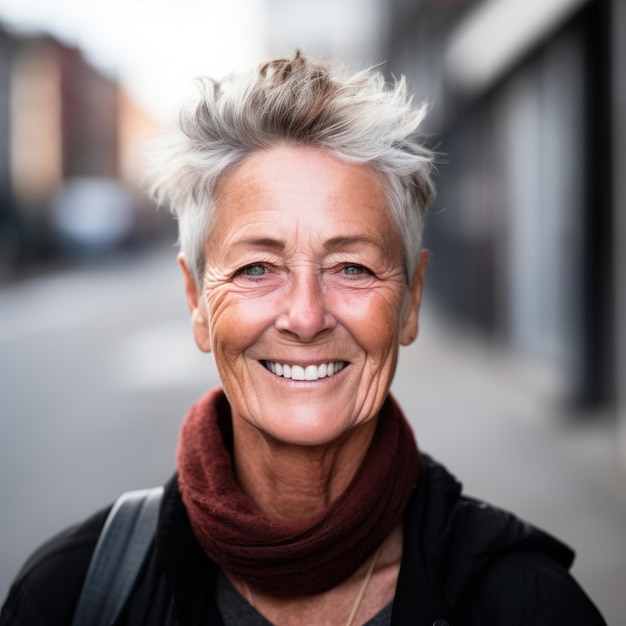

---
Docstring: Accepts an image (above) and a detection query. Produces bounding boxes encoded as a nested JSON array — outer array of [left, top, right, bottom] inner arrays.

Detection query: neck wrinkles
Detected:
[[231, 416, 378, 521]]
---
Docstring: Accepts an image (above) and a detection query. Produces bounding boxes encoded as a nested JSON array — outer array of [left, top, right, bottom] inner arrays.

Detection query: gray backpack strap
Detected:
[[71, 486, 164, 626]]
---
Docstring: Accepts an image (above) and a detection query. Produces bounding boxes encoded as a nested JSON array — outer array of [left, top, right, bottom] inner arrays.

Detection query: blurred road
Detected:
[[1, 244, 625, 623]]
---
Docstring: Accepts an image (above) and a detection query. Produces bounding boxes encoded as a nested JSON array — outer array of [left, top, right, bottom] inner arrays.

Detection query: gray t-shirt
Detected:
[[216, 571, 393, 626]]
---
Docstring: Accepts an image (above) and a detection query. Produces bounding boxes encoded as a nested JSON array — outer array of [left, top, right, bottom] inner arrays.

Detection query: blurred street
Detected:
[[1, 244, 625, 623]]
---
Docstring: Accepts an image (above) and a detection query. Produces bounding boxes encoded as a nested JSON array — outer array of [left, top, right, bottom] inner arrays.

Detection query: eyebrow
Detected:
[[323, 235, 385, 251], [229, 237, 286, 252], [229, 235, 385, 253]]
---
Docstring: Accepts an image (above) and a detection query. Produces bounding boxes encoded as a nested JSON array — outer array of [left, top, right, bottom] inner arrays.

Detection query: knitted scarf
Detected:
[[177, 387, 420, 597]]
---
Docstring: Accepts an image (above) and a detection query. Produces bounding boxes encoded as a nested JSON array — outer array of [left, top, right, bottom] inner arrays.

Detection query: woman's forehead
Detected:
[[214, 145, 386, 205], [208, 146, 397, 252]]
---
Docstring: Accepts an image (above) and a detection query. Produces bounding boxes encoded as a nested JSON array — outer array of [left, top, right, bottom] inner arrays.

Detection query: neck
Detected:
[[232, 417, 378, 521], [177, 387, 420, 597]]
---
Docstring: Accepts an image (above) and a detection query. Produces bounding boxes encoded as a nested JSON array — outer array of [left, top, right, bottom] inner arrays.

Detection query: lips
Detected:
[[263, 360, 347, 381]]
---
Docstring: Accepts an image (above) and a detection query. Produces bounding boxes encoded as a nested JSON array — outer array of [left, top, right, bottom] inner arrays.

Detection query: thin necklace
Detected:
[[344, 545, 382, 626], [243, 545, 382, 626]]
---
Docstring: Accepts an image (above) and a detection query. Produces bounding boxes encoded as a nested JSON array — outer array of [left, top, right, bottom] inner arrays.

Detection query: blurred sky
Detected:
[[0, 0, 268, 122]]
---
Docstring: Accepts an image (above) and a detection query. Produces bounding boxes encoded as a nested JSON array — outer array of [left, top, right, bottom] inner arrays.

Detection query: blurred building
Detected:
[[9, 33, 120, 258], [382, 0, 626, 462], [116, 87, 164, 242], [118, 89, 162, 193], [0, 25, 20, 274], [0, 24, 163, 273], [380, 0, 623, 429]]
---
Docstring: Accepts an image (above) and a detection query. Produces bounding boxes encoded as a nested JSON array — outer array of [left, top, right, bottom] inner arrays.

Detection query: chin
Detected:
[[256, 408, 361, 448]]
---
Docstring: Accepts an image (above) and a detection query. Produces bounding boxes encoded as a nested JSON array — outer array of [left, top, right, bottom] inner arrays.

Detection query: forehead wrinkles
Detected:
[[207, 146, 399, 264]]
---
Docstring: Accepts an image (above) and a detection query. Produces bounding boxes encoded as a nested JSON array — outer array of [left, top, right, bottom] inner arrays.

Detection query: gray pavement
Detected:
[[1, 244, 624, 623]]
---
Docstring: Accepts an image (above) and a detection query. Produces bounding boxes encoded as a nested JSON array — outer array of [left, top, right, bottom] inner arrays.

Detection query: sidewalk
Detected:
[[392, 305, 626, 624]]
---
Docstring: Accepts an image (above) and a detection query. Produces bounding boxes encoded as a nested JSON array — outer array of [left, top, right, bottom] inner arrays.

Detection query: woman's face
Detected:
[[182, 145, 427, 446]]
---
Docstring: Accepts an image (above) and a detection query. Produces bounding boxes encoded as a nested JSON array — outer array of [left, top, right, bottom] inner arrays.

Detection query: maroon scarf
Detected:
[[177, 387, 420, 596]]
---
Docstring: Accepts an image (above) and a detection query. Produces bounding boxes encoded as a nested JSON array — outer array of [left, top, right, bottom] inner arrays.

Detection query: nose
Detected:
[[275, 271, 336, 342]]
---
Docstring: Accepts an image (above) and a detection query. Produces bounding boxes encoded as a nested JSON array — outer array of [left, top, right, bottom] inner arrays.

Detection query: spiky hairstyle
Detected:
[[148, 51, 435, 283]]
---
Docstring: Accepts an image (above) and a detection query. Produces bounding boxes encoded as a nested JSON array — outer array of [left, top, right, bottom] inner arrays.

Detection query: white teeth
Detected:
[[265, 360, 346, 381], [291, 365, 305, 380], [304, 365, 318, 381]]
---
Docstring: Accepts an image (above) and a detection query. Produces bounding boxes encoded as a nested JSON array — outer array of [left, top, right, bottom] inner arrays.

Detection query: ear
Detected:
[[400, 249, 430, 346], [178, 253, 212, 353]]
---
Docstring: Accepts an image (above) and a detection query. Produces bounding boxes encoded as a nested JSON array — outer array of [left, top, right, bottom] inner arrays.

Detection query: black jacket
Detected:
[[0, 455, 606, 625]]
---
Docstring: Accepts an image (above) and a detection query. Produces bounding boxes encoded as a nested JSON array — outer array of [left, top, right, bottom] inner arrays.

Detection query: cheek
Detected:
[[333, 289, 405, 352], [206, 289, 275, 356]]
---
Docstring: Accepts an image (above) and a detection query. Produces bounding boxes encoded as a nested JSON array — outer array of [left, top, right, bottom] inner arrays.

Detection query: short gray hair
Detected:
[[148, 51, 435, 284]]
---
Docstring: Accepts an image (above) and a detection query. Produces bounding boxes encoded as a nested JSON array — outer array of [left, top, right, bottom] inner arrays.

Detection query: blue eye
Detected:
[[343, 264, 366, 275], [241, 264, 267, 276]]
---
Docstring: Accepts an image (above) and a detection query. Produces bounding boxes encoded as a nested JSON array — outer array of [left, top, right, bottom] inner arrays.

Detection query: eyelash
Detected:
[[233, 262, 375, 282], [234, 263, 271, 278], [340, 263, 374, 278]]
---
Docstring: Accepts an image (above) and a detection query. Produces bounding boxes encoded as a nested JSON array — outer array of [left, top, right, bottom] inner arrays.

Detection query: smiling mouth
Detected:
[[262, 360, 347, 381]]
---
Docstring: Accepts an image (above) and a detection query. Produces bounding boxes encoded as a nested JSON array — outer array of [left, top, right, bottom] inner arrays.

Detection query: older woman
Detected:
[[1, 52, 605, 626]]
